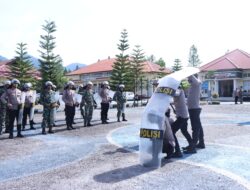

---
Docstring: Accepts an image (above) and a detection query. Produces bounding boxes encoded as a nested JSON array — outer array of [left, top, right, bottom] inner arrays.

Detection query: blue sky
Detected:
[[1, 0, 250, 67]]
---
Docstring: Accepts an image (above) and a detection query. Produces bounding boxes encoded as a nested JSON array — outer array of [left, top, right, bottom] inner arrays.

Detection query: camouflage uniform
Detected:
[[113, 90, 127, 121], [40, 90, 56, 134], [81, 89, 94, 126]]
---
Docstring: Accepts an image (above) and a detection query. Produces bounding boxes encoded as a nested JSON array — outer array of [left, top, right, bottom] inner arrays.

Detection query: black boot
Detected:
[[122, 113, 127, 121], [17, 125, 24, 137], [84, 119, 87, 127], [48, 125, 54, 134], [22, 125, 25, 131], [196, 141, 205, 149], [67, 125, 71, 130], [117, 117, 120, 122], [183, 144, 197, 154], [42, 127, 46, 135], [9, 133, 13, 139], [30, 120, 36, 130], [70, 125, 75, 129]]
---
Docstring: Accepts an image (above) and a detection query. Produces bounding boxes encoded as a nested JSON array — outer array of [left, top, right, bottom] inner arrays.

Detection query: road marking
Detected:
[[107, 125, 250, 189]]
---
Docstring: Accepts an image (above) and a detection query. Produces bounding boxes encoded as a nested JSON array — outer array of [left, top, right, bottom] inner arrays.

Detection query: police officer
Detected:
[[1, 79, 23, 139], [113, 84, 127, 122], [0, 80, 11, 135], [40, 81, 57, 134], [81, 81, 94, 127], [22, 83, 36, 130], [184, 75, 205, 153], [100, 81, 111, 124], [170, 87, 196, 158], [62, 81, 78, 130]]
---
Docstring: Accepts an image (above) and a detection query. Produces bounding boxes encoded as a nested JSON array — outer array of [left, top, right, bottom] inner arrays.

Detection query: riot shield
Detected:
[[29, 90, 37, 121], [53, 91, 60, 122], [139, 67, 199, 168], [17, 92, 26, 125]]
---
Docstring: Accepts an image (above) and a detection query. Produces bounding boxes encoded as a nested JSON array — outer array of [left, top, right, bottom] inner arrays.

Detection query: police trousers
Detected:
[[188, 108, 204, 145], [65, 105, 75, 127]]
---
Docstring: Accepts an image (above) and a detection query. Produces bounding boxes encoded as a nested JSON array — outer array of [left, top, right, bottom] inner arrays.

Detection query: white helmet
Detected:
[[11, 79, 20, 85], [103, 81, 109, 85], [119, 84, 125, 88], [52, 85, 56, 89], [4, 80, 11, 85], [67, 81, 75, 86], [45, 81, 53, 87], [24, 82, 32, 88], [87, 81, 93, 85]]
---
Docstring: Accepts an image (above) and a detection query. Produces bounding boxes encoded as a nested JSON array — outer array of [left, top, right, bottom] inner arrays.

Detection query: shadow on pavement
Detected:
[[93, 164, 156, 183]]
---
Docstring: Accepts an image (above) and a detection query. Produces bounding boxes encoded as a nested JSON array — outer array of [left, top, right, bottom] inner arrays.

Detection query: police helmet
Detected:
[[87, 81, 93, 86], [52, 85, 56, 89], [103, 81, 109, 85], [45, 81, 53, 87], [4, 80, 11, 86], [24, 82, 32, 88], [119, 84, 125, 88], [67, 81, 75, 86], [11, 79, 20, 85]]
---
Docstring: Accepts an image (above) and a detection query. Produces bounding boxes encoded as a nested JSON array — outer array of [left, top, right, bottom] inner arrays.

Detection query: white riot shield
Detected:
[[139, 67, 199, 168], [17, 92, 26, 125], [93, 93, 102, 107], [29, 90, 37, 121], [53, 91, 60, 122], [74, 93, 82, 104]]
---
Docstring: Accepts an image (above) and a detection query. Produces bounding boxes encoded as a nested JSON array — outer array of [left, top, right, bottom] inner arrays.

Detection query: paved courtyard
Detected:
[[0, 103, 250, 190]]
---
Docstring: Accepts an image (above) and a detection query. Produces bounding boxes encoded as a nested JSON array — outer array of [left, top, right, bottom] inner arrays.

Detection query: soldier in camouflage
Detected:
[[40, 81, 57, 134], [0, 80, 11, 135], [113, 84, 127, 122], [81, 81, 94, 127]]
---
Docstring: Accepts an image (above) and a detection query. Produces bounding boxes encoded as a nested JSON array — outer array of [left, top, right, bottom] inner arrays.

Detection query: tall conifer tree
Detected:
[[9, 42, 36, 86], [38, 20, 66, 90], [110, 29, 132, 90], [188, 45, 201, 67], [172, 58, 182, 71], [131, 45, 145, 97]]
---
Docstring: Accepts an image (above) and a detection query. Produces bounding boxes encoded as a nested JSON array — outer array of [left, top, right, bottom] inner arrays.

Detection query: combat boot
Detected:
[[17, 125, 24, 137], [117, 117, 120, 122], [42, 127, 46, 135], [122, 113, 127, 121], [30, 120, 36, 130], [84, 119, 87, 127], [9, 133, 13, 139], [196, 142, 205, 149], [48, 125, 54, 134]]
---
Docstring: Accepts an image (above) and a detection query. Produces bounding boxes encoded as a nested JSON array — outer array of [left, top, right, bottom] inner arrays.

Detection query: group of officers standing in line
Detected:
[[0, 79, 128, 139], [160, 75, 205, 159]]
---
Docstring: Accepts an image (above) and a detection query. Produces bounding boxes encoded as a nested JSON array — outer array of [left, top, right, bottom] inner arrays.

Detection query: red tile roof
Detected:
[[0, 60, 41, 79], [200, 49, 250, 71], [67, 58, 171, 75]]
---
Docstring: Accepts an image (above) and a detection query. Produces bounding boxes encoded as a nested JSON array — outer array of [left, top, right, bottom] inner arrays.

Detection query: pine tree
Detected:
[[188, 45, 201, 67], [38, 20, 66, 90], [131, 45, 145, 99], [110, 29, 132, 90], [9, 42, 36, 86], [155, 57, 166, 68], [147, 54, 156, 63], [172, 59, 182, 71]]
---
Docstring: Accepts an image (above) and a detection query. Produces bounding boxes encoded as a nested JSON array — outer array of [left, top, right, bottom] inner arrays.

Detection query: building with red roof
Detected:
[[199, 49, 250, 100], [66, 57, 170, 96], [0, 59, 41, 83]]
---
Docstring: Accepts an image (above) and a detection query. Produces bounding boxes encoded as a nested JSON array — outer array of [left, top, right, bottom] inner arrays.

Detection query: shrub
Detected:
[[212, 93, 219, 99]]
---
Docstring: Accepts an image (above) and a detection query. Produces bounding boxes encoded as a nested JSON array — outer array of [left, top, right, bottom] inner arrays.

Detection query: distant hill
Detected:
[[28, 55, 40, 69], [0, 55, 8, 61], [65, 63, 86, 72]]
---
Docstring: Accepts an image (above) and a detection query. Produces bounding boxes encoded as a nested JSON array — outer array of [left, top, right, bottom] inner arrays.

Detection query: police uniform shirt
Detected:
[[1, 88, 22, 110], [187, 75, 201, 109], [62, 89, 75, 106], [173, 89, 188, 119]]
